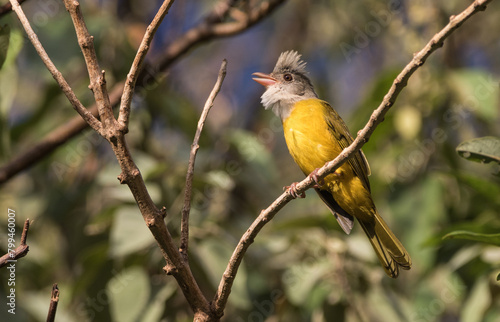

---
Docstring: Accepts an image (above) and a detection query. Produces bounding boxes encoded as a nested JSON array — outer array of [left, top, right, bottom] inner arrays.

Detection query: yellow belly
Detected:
[[282, 99, 375, 220]]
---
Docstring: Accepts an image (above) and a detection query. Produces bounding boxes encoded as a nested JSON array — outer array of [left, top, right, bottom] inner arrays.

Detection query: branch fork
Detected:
[[6, 0, 494, 320], [0, 219, 30, 268]]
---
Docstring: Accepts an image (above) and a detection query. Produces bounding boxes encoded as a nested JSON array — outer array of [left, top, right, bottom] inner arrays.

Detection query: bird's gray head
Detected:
[[253, 51, 318, 120]]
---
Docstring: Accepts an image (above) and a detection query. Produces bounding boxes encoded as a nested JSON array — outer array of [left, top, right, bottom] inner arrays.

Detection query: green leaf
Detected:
[[448, 69, 498, 120], [456, 171, 500, 206], [283, 258, 332, 307], [442, 230, 500, 246], [391, 176, 446, 270], [194, 237, 251, 309], [460, 277, 491, 322], [456, 136, 500, 164], [227, 129, 277, 181], [140, 283, 177, 322], [109, 207, 154, 257], [0, 24, 9, 69], [108, 267, 150, 322]]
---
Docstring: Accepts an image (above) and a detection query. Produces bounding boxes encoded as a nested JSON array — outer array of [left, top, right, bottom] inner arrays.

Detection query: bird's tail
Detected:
[[358, 211, 411, 278]]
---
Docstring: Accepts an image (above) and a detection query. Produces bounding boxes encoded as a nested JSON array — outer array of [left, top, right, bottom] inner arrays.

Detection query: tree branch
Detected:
[[211, 0, 493, 316], [0, 219, 30, 268], [0, 0, 27, 18], [7, 0, 103, 135], [109, 130, 211, 316], [180, 59, 227, 261], [59, 1, 211, 315], [46, 283, 59, 322], [4, 1, 286, 320], [118, 0, 176, 132], [9, 0, 211, 316], [0, 0, 287, 185], [62, 0, 114, 130], [157, 0, 286, 72]]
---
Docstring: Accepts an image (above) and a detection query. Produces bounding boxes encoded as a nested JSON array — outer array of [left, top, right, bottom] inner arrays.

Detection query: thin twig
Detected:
[[0, 0, 286, 185], [180, 59, 227, 261], [46, 283, 59, 322], [7, 0, 103, 135], [0, 0, 27, 18], [62, 0, 114, 130], [211, 0, 493, 316], [0, 219, 30, 268], [20, 218, 29, 244], [118, 0, 176, 132]]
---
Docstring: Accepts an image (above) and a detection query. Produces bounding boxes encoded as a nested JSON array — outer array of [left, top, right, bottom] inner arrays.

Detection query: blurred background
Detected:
[[0, 0, 499, 321]]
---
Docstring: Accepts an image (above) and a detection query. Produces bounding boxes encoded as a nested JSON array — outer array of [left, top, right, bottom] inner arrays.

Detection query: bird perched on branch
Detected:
[[252, 51, 411, 278]]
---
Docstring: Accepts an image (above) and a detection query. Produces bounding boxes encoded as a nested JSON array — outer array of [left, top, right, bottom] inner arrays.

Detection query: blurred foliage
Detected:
[[0, 24, 9, 69], [1, 0, 500, 321]]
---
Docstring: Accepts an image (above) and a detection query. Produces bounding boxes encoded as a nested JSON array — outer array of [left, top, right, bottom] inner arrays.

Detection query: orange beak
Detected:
[[252, 72, 277, 87]]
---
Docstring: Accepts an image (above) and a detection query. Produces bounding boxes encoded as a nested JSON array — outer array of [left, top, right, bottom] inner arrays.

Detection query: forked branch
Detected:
[[62, 0, 114, 129], [0, 0, 287, 185], [0, 219, 30, 268], [10, 0, 210, 317], [212, 0, 494, 315]]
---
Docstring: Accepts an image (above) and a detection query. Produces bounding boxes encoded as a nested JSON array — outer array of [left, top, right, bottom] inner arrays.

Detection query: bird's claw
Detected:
[[309, 168, 325, 188], [284, 182, 306, 199]]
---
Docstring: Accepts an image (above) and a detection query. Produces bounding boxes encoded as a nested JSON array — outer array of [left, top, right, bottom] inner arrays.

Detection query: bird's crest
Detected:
[[273, 50, 307, 74]]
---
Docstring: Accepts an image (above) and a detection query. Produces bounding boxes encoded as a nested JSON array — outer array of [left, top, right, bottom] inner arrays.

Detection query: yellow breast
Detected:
[[283, 99, 344, 176], [282, 98, 374, 218]]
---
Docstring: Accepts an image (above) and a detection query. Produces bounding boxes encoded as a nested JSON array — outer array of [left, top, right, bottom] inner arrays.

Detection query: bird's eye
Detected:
[[283, 73, 293, 82]]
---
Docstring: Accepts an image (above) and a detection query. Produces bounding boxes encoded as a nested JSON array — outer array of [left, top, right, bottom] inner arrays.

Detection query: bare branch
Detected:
[[212, 0, 493, 315], [10, 0, 210, 314], [0, 0, 27, 18], [46, 283, 59, 322], [0, 219, 30, 268], [157, 0, 286, 71], [4, 1, 285, 320], [62, 0, 115, 130], [109, 125, 212, 318], [118, 0, 176, 132], [7, 0, 102, 134], [0, 0, 287, 185], [180, 59, 227, 261]]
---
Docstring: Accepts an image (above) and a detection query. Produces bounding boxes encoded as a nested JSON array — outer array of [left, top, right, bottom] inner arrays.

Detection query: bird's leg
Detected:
[[284, 182, 306, 199], [309, 168, 344, 188]]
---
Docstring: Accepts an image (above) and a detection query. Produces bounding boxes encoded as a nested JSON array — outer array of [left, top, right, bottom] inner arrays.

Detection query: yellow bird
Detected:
[[253, 51, 411, 278]]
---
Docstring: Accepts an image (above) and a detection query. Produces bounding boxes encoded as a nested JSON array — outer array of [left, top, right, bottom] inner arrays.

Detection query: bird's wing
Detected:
[[321, 100, 371, 192], [315, 188, 354, 234]]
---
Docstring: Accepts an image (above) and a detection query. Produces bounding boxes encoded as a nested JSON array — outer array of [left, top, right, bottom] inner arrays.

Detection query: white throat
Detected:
[[261, 84, 316, 121]]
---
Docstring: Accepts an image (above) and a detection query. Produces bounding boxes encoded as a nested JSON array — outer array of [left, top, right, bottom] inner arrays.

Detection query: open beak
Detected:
[[252, 72, 277, 87]]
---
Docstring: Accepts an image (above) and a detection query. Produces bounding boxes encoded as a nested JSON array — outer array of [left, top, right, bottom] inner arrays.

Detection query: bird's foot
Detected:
[[308, 168, 325, 188], [284, 182, 306, 199]]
